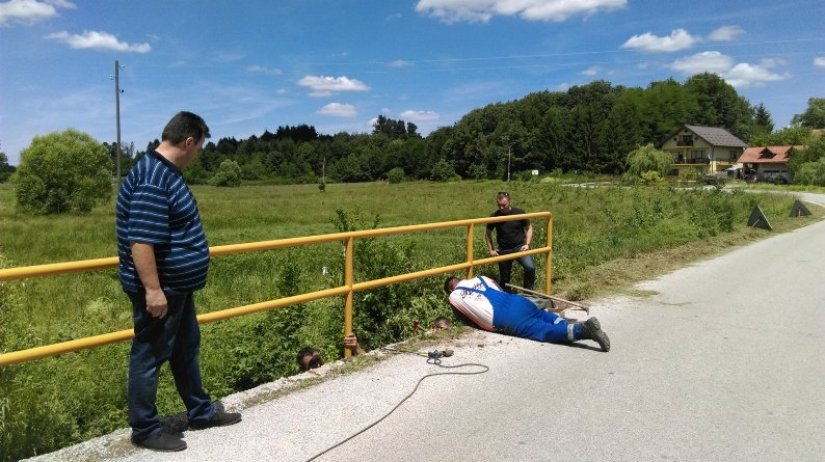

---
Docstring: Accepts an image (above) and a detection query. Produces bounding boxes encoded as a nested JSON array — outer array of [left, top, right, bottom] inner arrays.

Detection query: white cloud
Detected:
[[670, 51, 790, 88], [275, 88, 288, 95], [0, 0, 74, 25], [622, 29, 697, 53], [814, 56, 825, 68], [581, 66, 600, 76], [671, 51, 734, 74], [389, 59, 414, 68], [399, 110, 439, 122], [722, 62, 790, 88], [45, 30, 151, 53], [415, 0, 626, 24], [213, 51, 245, 63], [247, 65, 282, 76], [298, 75, 369, 97], [707, 25, 744, 42], [318, 103, 357, 118]]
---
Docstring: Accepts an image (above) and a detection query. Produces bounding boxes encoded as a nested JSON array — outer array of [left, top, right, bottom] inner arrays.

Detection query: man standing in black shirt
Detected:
[[485, 191, 535, 292]]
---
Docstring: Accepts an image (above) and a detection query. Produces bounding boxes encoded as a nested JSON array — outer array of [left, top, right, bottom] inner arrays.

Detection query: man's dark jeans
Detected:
[[127, 290, 215, 442], [497, 246, 536, 292]]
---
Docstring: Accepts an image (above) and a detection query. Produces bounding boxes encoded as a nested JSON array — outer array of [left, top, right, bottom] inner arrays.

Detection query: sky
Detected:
[[1, 0, 824, 166]]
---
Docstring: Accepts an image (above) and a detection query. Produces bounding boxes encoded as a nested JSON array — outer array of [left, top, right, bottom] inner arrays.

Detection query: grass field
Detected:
[[0, 178, 820, 460]]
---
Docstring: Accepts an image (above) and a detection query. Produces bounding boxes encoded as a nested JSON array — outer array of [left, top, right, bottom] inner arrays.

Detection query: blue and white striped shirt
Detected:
[[116, 151, 210, 294]]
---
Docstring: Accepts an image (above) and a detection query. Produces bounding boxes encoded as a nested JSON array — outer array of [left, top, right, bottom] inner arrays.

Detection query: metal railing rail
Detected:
[[0, 212, 553, 367]]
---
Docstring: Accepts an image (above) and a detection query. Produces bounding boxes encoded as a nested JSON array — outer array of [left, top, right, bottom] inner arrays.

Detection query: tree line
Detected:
[[6, 74, 824, 189], [164, 73, 818, 184]]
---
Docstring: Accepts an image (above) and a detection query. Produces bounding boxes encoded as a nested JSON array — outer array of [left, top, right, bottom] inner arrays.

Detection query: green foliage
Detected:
[[640, 171, 663, 184], [752, 103, 774, 137], [0, 152, 13, 183], [792, 158, 825, 186], [788, 136, 825, 174], [792, 97, 825, 128], [750, 126, 813, 147], [209, 160, 242, 187], [386, 167, 405, 184], [684, 73, 753, 141], [468, 163, 487, 180], [623, 144, 673, 184], [430, 159, 456, 181], [14, 130, 112, 214], [183, 160, 212, 184]]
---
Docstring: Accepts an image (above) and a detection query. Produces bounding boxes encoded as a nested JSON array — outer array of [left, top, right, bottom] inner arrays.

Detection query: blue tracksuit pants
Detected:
[[466, 278, 583, 343]]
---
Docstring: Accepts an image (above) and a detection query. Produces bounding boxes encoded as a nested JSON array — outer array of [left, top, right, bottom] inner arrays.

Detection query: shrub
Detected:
[[468, 163, 487, 181], [623, 144, 673, 184], [386, 167, 405, 184], [0, 152, 13, 183], [640, 171, 663, 184], [793, 158, 825, 186], [209, 160, 242, 187], [430, 159, 456, 182], [183, 161, 211, 184], [14, 130, 112, 214], [682, 167, 704, 182]]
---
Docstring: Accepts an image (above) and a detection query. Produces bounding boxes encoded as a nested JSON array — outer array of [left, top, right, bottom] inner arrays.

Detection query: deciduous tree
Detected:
[[15, 129, 112, 214]]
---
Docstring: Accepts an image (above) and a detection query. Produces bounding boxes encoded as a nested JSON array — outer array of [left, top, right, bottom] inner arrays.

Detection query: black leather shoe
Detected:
[[132, 432, 187, 452], [189, 410, 242, 430]]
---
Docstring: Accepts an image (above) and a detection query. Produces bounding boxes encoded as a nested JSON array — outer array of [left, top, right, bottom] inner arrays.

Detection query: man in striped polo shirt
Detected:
[[117, 111, 241, 452]]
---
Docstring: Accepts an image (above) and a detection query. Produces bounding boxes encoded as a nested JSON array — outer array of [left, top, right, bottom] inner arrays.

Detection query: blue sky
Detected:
[[1, 0, 823, 165]]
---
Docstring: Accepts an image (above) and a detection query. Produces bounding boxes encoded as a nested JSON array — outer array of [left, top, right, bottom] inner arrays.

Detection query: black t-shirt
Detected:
[[487, 207, 529, 249]]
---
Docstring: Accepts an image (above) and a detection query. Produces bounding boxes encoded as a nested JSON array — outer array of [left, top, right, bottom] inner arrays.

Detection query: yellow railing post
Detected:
[[343, 237, 354, 358], [465, 224, 474, 280], [545, 215, 553, 294]]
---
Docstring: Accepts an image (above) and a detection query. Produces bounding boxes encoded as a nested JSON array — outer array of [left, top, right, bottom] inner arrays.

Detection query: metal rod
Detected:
[[505, 283, 589, 312], [114, 60, 121, 181]]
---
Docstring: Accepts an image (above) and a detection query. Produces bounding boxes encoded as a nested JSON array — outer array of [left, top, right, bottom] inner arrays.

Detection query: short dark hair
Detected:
[[433, 316, 451, 328], [296, 347, 321, 372], [443, 276, 459, 293], [161, 111, 211, 145]]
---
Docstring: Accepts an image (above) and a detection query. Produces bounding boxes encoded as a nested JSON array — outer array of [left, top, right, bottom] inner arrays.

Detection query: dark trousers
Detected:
[[497, 246, 536, 291], [126, 290, 215, 442]]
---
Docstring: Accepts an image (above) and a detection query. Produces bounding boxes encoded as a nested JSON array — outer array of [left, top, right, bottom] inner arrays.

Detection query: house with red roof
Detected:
[[738, 146, 800, 184], [660, 125, 747, 177]]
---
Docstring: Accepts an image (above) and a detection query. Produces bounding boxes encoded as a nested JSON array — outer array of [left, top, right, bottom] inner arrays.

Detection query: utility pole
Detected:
[[114, 60, 122, 181], [507, 144, 511, 182]]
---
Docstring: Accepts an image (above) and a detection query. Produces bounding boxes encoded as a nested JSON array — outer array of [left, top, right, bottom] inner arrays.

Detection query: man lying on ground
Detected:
[[444, 275, 610, 352]]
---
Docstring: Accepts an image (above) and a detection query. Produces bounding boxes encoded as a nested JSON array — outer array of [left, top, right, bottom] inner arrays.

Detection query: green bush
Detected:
[[14, 130, 112, 214], [623, 144, 673, 184], [793, 158, 825, 186], [386, 167, 405, 184], [468, 163, 487, 180], [430, 159, 456, 182], [209, 160, 242, 187]]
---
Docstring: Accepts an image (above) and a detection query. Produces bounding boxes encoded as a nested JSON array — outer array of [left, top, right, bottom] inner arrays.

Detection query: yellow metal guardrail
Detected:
[[0, 212, 553, 367]]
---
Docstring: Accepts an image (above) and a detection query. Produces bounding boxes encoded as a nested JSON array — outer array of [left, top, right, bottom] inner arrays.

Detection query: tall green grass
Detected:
[[0, 180, 807, 461]]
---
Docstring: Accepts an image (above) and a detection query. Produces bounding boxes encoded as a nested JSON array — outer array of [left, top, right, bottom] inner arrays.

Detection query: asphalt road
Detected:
[[30, 192, 825, 462]]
